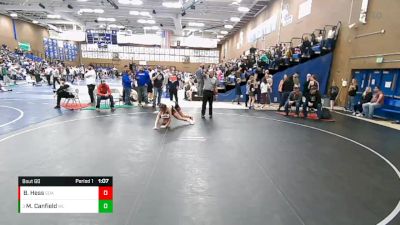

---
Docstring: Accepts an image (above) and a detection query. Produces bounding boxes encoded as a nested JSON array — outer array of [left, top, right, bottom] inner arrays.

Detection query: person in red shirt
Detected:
[[96, 79, 115, 112], [362, 86, 384, 119]]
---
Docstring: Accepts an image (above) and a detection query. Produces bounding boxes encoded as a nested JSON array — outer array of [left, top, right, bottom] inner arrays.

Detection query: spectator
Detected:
[[347, 78, 358, 112], [201, 70, 218, 118], [168, 71, 179, 103], [136, 66, 150, 106], [278, 75, 294, 111], [245, 78, 250, 108], [44, 66, 53, 86], [152, 69, 164, 107], [96, 80, 115, 112], [54, 78, 74, 109], [248, 78, 256, 109], [259, 77, 270, 109], [308, 75, 320, 90], [362, 86, 384, 119], [284, 85, 303, 116], [303, 73, 312, 98], [303, 86, 322, 119], [325, 26, 336, 50], [52, 65, 60, 89], [278, 74, 288, 105], [301, 37, 312, 57], [353, 87, 372, 116], [122, 69, 132, 105], [232, 78, 242, 105], [195, 64, 204, 97], [328, 80, 340, 110], [84, 65, 96, 105]]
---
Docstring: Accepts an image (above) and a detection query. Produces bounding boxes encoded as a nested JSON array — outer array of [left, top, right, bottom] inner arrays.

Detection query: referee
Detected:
[[201, 70, 218, 118]]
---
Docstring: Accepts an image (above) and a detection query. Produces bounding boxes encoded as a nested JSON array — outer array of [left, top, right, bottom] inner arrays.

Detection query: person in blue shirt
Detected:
[[122, 67, 132, 105], [135, 66, 151, 106]]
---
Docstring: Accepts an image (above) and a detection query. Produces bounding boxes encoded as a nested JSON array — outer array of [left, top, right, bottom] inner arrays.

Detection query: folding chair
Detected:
[[64, 88, 82, 109]]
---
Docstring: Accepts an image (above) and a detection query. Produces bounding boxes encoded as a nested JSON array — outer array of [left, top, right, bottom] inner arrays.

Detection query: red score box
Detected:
[[99, 186, 113, 200]]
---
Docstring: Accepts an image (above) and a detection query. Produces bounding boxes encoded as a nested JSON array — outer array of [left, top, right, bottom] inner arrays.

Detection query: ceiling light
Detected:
[[162, 2, 182, 8], [47, 14, 61, 19], [238, 6, 250, 12], [144, 26, 159, 30], [129, 10, 139, 15], [32, 20, 39, 24], [188, 22, 204, 27], [77, 0, 89, 2], [140, 12, 151, 16], [224, 24, 233, 29], [118, 0, 143, 5], [108, 24, 125, 29], [78, 9, 104, 14], [10, 13, 17, 18], [231, 2, 239, 5], [138, 19, 155, 24], [94, 9, 104, 13], [97, 17, 116, 22], [230, 17, 240, 22], [217, 35, 224, 38], [220, 30, 228, 35]]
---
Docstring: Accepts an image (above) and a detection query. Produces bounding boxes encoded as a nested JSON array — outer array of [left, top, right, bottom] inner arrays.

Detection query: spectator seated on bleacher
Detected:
[[285, 85, 303, 116], [301, 37, 312, 58], [54, 78, 74, 109], [362, 86, 384, 119], [303, 86, 322, 119], [353, 87, 372, 116]]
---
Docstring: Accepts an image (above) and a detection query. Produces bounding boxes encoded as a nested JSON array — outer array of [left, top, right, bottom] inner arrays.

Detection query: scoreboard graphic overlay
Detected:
[[18, 176, 113, 213]]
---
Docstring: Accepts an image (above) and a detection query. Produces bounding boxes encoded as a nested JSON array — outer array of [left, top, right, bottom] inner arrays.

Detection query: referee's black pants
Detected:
[[201, 90, 214, 116]]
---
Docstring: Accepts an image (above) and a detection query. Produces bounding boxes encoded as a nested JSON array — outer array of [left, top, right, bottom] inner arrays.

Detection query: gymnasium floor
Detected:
[[0, 84, 399, 225]]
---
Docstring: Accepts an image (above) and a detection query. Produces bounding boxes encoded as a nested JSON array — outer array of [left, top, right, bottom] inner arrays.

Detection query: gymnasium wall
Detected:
[[0, 14, 49, 57], [221, 0, 400, 105], [80, 58, 203, 72]]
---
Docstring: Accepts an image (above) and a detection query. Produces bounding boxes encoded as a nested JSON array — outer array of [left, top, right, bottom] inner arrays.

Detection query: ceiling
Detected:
[[0, 0, 271, 41]]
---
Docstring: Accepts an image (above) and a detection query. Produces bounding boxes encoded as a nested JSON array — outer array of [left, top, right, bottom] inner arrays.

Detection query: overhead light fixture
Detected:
[[118, 0, 143, 5], [188, 22, 204, 27], [231, 2, 239, 5], [238, 6, 249, 12], [162, 2, 182, 8], [78, 9, 104, 14], [137, 19, 155, 24], [182, 25, 186, 29], [230, 17, 240, 22], [68, 4, 74, 9], [32, 20, 39, 24], [129, 11, 151, 17], [181, 11, 186, 16], [38, 3, 45, 9], [10, 13, 18, 18], [224, 24, 233, 29], [47, 14, 61, 19], [220, 30, 228, 35], [108, 24, 125, 29], [217, 35, 224, 38], [153, 9, 157, 14], [97, 17, 116, 22], [160, 23, 164, 27], [144, 26, 159, 30]]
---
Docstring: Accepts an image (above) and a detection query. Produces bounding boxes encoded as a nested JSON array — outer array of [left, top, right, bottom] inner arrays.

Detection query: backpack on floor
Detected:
[[320, 108, 332, 119]]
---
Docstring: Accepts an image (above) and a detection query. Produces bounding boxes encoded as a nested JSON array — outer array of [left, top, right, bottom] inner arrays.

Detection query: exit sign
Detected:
[[376, 56, 384, 64]]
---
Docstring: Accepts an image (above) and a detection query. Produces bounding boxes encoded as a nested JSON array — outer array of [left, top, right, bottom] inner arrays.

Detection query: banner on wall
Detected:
[[298, 0, 312, 19], [281, 3, 293, 27], [18, 42, 31, 52], [247, 15, 278, 43]]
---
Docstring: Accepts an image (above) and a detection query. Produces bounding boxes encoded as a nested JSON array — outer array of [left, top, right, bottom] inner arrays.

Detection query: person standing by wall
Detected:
[[328, 80, 339, 110], [84, 65, 96, 105], [196, 64, 205, 97], [152, 68, 164, 108], [278, 74, 287, 106], [122, 67, 132, 105], [347, 78, 358, 112], [136, 66, 150, 106], [168, 71, 179, 103], [201, 70, 218, 118]]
